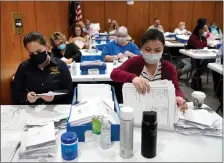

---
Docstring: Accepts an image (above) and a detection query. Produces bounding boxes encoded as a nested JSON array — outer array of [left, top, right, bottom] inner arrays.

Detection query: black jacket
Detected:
[[51, 43, 81, 62], [12, 56, 73, 105]]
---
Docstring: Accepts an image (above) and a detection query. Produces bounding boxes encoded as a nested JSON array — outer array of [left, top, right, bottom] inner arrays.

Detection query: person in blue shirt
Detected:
[[209, 22, 222, 35], [102, 26, 141, 62]]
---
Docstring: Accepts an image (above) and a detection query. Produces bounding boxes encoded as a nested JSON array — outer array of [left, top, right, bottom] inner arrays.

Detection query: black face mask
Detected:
[[30, 51, 47, 65]]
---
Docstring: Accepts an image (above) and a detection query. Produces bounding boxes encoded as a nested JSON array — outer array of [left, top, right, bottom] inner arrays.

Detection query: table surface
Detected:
[[80, 49, 102, 56], [179, 49, 218, 59], [71, 63, 121, 82], [165, 41, 185, 47], [208, 63, 223, 75], [5, 103, 221, 162]]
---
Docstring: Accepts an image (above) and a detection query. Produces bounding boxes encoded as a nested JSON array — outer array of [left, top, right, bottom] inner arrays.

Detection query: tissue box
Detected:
[[67, 87, 120, 142], [80, 63, 106, 75]]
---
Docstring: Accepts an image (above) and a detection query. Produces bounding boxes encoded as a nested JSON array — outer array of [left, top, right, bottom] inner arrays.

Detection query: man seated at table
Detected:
[[102, 26, 141, 62], [147, 18, 164, 33], [12, 32, 73, 105]]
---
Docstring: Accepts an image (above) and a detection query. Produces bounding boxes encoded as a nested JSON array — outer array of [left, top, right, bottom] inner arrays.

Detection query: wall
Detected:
[[0, 1, 69, 104], [1, 1, 223, 104], [80, 1, 223, 45]]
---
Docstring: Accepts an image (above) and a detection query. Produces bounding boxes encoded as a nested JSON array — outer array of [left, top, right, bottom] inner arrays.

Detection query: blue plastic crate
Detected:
[[80, 63, 106, 75], [67, 87, 120, 142], [81, 55, 104, 62], [96, 44, 106, 51], [176, 35, 188, 44]]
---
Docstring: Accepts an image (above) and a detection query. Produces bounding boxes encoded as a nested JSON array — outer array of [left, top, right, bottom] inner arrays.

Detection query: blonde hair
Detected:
[[178, 22, 185, 28], [50, 32, 67, 48]]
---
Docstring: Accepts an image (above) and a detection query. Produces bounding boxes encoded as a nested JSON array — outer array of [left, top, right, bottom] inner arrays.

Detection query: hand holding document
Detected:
[[174, 102, 223, 137], [122, 80, 177, 131], [36, 91, 66, 97]]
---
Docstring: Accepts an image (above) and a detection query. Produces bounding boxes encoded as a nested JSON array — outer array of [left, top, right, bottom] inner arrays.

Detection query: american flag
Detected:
[[75, 1, 82, 23], [69, 1, 83, 28]]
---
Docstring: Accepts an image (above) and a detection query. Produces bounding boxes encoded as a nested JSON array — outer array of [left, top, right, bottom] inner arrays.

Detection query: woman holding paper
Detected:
[[50, 32, 81, 63], [68, 23, 90, 49], [110, 29, 187, 112]]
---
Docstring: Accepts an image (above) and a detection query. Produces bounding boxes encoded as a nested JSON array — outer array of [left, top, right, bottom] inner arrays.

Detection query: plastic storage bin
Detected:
[[81, 55, 104, 62], [80, 63, 106, 75], [67, 87, 120, 142]]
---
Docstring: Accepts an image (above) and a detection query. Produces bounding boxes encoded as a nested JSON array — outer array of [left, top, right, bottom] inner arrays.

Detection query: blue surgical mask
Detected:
[[142, 53, 162, 64], [202, 32, 207, 37], [58, 43, 66, 51]]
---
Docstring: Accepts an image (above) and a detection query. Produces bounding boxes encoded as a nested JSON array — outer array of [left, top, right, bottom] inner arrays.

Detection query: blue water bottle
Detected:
[[61, 132, 78, 161]]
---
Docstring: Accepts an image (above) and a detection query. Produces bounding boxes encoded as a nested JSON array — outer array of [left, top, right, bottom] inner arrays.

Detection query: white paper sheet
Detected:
[[36, 91, 66, 96], [75, 39, 85, 49], [122, 80, 177, 131]]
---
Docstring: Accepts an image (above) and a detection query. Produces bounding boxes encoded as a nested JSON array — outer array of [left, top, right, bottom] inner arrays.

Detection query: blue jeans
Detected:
[[181, 58, 192, 74]]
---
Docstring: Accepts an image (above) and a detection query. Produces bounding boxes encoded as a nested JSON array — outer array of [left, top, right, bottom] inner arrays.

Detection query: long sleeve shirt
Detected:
[[110, 56, 184, 98], [187, 34, 207, 49], [51, 43, 81, 62], [12, 56, 73, 105]]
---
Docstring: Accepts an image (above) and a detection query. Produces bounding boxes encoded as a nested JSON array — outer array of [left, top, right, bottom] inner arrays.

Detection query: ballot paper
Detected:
[[75, 39, 85, 49], [68, 99, 119, 126], [19, 122, 56, 159], [122, 80, 177, 131], [1, 131, 21, 162], [174, 102, 223, 137], [119, 57, 128, 63], [80, 60, 104, 66], [77, 84, 112, 102], [23, 105, 71, 127], [36, 91, 66, 96]]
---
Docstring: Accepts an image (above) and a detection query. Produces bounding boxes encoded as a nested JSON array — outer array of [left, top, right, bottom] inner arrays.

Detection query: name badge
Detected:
[[88, 69, 99, 75]]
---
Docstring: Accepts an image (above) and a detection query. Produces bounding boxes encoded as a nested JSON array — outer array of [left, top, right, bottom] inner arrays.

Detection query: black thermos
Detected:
[[141, 111, 157, 158]]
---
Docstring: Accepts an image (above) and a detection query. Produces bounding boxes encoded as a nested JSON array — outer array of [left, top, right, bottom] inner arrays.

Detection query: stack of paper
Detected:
[[174, 102, 223, 137], [68, 99, 120, 126], [18, 122, 56, 159], [23, 105, 71, 129], [1, 132, 21, 162], [77, 84, 113, 102], [122, 80, 178, 131], [81, 60, 104, 66]]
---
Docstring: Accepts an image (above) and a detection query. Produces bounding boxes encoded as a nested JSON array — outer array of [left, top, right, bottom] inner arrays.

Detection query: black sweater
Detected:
[[51, 43, 81, 62]]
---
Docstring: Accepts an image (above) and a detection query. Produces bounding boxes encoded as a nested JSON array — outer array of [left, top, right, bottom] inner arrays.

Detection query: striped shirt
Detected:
[[140, 61, 162, 81]]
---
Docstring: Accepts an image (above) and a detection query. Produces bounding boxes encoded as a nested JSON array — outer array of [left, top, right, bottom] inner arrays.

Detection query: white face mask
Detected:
[[202, 31, 207, 37], [181, 26, 185, 30], [116, 37, 126, 44], [142, 53, 162, 64]]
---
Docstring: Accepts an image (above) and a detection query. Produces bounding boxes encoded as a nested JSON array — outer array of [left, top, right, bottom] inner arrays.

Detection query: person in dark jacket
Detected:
[[110, 29, 187, 112], [12, 32, 73, 105], [50, 32, 81, 63]]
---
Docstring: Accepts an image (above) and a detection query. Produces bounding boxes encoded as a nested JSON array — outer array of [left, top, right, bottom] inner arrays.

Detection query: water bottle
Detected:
[[216, 45, 222, 65], [72, 62, 77, 76], [141, 111, 157, 159], [120, 107, 134, 159], [100, 117, 111, 149]]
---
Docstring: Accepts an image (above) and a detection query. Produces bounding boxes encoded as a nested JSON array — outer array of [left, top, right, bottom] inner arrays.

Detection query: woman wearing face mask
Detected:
[[50, 32, 81, 64], [12, 32, 73, 105], [110, 29, 187, 112], [68, 23, 90, 49], [209, 22, 222, 36], [174, 22, 190, 35]]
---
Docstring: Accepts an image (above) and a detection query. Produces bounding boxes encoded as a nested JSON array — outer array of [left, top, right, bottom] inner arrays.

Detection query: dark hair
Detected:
[[192, 18, 207, 37], [141, 29, 165, 46], [23, 32, 46, 47], [70, 23, 85, 38]]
